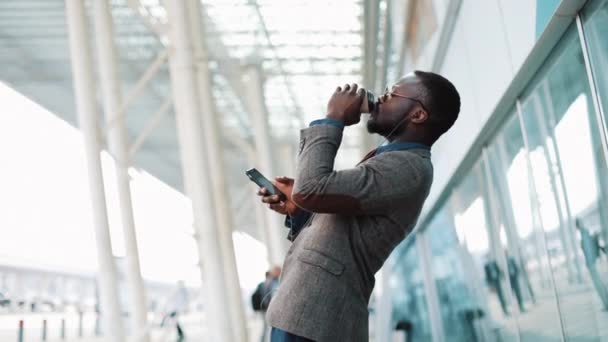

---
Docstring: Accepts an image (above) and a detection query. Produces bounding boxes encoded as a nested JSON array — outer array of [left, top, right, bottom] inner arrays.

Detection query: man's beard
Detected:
[[367, 117, 410, 139], [366, 118, 382, 135]]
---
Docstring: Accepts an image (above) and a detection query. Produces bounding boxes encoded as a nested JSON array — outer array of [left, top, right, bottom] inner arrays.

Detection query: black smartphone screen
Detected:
[[245, 168, 283, 197]]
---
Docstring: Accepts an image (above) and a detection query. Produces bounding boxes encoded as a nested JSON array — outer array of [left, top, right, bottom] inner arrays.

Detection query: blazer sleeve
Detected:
[[292, 124, 431, 215]]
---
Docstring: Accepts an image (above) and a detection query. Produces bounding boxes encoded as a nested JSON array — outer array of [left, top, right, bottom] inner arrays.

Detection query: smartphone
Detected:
[[246, 168, 286, 199]]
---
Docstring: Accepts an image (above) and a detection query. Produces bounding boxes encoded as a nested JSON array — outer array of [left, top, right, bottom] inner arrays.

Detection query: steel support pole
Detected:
[[244, 64, 287, 265], [92, 1, 149, 341], [186, 0, 248, 340], [163, 1, 232, 341], [64, 1, 125, 341]]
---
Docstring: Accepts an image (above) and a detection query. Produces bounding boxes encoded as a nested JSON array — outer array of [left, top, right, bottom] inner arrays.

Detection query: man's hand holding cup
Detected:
[[326, 83, 366, 126]]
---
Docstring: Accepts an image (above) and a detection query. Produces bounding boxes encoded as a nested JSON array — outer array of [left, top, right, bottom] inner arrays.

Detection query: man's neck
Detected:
[[387, 131, 433, 146]]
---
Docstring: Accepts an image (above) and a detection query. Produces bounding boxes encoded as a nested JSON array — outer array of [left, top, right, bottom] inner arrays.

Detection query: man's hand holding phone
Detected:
[[257, 176, 299, 216]]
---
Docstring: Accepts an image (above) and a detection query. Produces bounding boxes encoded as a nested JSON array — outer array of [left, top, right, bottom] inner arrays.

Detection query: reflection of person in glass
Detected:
[[506, 256, 525, 312], [484, 259, 509, 315], [575, 218, 608, 310], [484, 256, 526, 315]]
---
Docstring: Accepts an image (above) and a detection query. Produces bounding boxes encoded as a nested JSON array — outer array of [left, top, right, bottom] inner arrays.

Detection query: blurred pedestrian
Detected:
[[161, 281, 188, 342]]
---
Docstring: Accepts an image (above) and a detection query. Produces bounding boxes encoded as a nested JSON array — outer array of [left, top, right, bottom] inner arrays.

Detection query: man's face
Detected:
[[366, 74, 424, 137]]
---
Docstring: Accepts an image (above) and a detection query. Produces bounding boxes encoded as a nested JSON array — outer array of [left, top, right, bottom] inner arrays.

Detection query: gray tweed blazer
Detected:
[[266, 124, 433, 342]]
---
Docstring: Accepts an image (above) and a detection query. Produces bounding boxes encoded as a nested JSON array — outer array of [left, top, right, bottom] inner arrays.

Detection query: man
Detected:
[[263, 266, 282, 310], [258, 71, 460, 341], [252, 271, 272, 342], [161, 281, 188, 342], [254, 266, 283, 342], [252, 272, 271, 312]]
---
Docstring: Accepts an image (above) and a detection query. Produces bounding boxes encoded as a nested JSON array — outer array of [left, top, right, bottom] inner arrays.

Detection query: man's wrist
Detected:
[[325, 113, 345, 124], [309, 117, 345, 129]]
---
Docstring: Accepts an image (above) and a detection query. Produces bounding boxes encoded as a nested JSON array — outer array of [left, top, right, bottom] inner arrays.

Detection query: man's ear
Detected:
[[410, 109, 428, 124]]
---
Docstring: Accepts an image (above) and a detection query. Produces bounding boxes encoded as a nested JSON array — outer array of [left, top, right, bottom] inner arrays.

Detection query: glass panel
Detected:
[[445, 161, 519, 341], [486, 114, 563, 341], [426, 204, 495, 342], [520, 25, 608, 340], [583, 0, 608, 273], [391, 238, 432, 341]]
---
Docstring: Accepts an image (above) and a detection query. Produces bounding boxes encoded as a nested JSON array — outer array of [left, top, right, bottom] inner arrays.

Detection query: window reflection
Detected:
[[554, 95, 598, 214], [519, 25, 608, 340], [487, 114, 562, 341], [583, 0, 608, 258], [391, 238, 432, 341], [427, 209, 483, 342], [423, 161, 521, 342]]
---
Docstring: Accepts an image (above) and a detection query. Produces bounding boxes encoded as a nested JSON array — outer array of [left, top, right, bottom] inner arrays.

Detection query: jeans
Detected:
[[270, 327, 314, 342]]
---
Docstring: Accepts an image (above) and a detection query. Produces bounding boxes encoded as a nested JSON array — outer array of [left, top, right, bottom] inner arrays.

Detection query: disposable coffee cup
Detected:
[[360, 90, 376, 114]]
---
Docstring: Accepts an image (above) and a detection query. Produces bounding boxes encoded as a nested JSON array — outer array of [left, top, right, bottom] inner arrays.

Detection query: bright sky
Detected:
[[0, 82, 268, 292]]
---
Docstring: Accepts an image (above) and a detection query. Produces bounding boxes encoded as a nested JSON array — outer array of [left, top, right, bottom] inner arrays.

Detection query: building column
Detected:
[[243, 64, 287, 266], [186, 0, 248, 340], [64, 1, 125, 341], [92, 1, 149, 341], [163, 1, 233, 341]]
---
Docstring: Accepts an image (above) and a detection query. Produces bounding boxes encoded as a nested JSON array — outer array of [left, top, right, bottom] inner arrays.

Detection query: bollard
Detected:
[[60, 318, 66, 339], [78, 311, 83, 337], [17, 320, 23, 342], [42, 319, 47, 341]]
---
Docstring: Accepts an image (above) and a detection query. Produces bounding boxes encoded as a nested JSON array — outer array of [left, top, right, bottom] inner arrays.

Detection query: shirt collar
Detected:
[[375, 142, 431, 155]]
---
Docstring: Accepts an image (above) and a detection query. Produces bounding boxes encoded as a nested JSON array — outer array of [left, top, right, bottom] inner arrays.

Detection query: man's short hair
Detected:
[[414, 70, 460, 141]]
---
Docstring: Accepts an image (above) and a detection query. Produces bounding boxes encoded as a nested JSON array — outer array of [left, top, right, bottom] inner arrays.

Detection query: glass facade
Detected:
[[584, 0, 608, 274], [485, 113, 563, 341], [391, 238, 432, 341], [389, 1, 608, 341]]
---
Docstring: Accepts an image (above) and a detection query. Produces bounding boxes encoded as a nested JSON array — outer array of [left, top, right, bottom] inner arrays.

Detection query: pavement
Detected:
[[0, 311, 265, 342]]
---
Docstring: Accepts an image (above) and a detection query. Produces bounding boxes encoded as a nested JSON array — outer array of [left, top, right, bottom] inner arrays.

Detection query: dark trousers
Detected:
[[270, 327, 314, 342], [510, 276, 525, 311], [491, 281, 509, 315]]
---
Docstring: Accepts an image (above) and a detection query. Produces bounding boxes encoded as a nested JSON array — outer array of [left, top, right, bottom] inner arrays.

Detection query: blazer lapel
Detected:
[[357, 149, 377, 165]]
